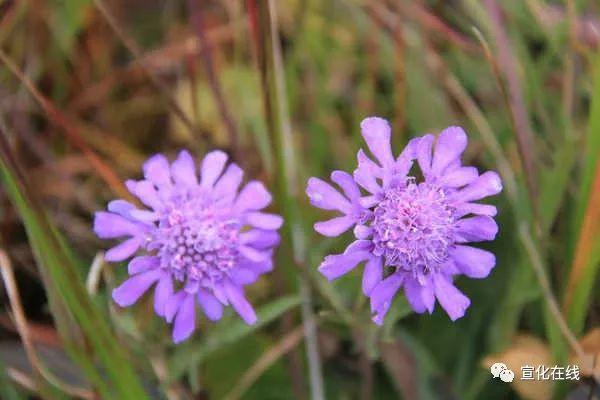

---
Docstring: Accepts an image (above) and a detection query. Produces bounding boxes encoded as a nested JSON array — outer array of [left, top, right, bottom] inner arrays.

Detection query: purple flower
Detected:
[[306, 117, 502, 324], [94, 150, 282, 343]]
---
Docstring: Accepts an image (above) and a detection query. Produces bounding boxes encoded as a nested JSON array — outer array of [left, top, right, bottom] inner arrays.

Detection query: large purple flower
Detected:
[[306, 117, 502, 324], [94, 150, 282, 343]]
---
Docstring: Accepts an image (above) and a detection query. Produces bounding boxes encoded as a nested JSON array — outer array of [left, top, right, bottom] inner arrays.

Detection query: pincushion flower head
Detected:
[[94, 150, 282, 343], [306, 117, 502, 324]]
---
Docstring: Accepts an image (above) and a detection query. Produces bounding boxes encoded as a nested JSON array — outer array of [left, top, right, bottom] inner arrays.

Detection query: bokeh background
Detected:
[[0, 1, 598, 399]]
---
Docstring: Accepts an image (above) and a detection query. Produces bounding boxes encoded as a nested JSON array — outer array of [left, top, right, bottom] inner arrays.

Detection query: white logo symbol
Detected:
[[500, 369, 514, 383], [490, 362, 508, 378], [490, 362, 514, 382]]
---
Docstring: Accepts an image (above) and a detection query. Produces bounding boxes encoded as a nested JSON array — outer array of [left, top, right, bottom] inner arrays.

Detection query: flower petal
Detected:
[[394, 137, 421, 178], [154, 274, 173, 317], [450, 245, 496, 278], [306, 177, 352, 213], [354, 150, 382, 194], [230, 267, 257, 286], [432, 274, 470, 321], [245, 212, 283, 230], [212, 284, 229, 305], [107, 200, 135, 217], [438, 167, 478, 188], [239, 245, 269, 262], [416, 134, 434, 178], [224, 282, 257, 324], [126, 180, 161, 209], [112, 269, 162, 307], [421, 279, 435, 313], [318, 242, 371, 281], [403, 276, 435, 314], [128, 256, 159, 274], [200, 150, 228, 189], [353, 225, 372, 239], [453, 171, 502, 202], [456, 203, 498, 218], [197, 289, 223, 321], [172, 294, 196, 344], [165, 291, 186, 323], [214, 163, 244, 199], [455, 216, 499, 242], [143, 154, 171, 186], [362, 256, 382, 296], [240, 258, 274, 274], [360, 117, 394, 167], [128, 209, 158, 222], [105, 237, 143, 262], [93, 212, 141, 239], [403, 278, 427, 314], [331, 170, 361, 201], [358, 195, 379, 208], [236, 181, 272, 211], [432, 126, 468, 175], [171, 150, 198, 186], [370, 273, 404, 325], [314, 215, 356, 237], [239, 229, 280, 249]]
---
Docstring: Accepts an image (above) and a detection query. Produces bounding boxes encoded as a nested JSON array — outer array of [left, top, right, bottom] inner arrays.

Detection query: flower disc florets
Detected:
[[151, 204, 240, 286], [372, 180, 456, 276]]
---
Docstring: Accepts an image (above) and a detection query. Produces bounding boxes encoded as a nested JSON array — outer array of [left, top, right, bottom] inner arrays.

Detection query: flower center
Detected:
[[371, 180, 456, 275], [147, 200, 240, 288]]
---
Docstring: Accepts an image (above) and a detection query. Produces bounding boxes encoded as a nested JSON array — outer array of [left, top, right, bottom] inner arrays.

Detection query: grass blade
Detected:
[[0, 360, 25, 400], [250, 1, 326, 398], [563, 53, 600, 334], [0, 132, 148, 399]]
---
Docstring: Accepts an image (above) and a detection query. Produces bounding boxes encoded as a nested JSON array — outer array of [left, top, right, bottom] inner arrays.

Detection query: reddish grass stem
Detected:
[[187, 0, 241, 158], [484, 0, 539, 213], [0, 49, 132, 201]]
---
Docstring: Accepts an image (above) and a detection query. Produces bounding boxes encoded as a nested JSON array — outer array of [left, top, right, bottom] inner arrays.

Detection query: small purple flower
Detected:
[[94, 150, 282, 343], [306, 117, 502, 324]]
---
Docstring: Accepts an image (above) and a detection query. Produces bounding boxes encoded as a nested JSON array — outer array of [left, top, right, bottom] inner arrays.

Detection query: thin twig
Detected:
[[250, 0, 326, 397], [517, 225, 585, 358], [437, 42, 584, 358], [92, 0, 199, 140], [379, 339, 419, 400], [85, 252, 105, 295], [223, 326, 305, 400], [563, 0, 577, 125], [149, 353, 191, 400], [467, 29, 585, 355], [354, 330, 373, 400], [266, 0, 324, 395], [6, 368, 39, 394], [0, 250, 96, 400], [187, 0, 241, 156], [483, 0, 539, 214], [368, 4, 519, 200], [0, 49, 132, 201], [399, 1, 479, 53]]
